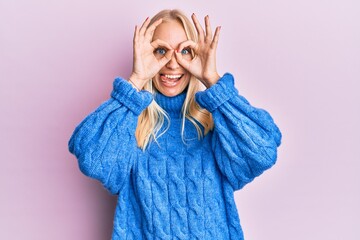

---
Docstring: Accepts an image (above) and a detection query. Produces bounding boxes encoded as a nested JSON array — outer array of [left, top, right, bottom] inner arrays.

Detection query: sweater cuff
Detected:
[[195, 73, 238, 112], [110, 77, 153, 115]]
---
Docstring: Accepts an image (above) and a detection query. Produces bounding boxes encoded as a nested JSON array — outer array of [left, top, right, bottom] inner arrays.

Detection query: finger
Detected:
[[174, 51, 191, 71], [210, 26, 221, 50], [191, 13, 205, 41], [139, 17, 150, 37], [177, 40, 198, 56], [151, 39, 173, 50], [205, 15, 212, 42], [158, 49, 174, 67], [133, 25, 139, 43], [145, 18, 163, 41], [133, 25, 141, 57]]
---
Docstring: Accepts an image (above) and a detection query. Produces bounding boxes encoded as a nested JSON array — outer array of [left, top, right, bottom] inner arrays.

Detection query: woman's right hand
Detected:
[[129, 17, 174, 90]]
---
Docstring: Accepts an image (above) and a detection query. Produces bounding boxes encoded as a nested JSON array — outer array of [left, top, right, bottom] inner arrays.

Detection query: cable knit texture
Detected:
[[68, 73, 282, 239]]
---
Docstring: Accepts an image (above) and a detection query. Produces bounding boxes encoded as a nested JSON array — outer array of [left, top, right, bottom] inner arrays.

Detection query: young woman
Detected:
[[68, 9, 282, 240]]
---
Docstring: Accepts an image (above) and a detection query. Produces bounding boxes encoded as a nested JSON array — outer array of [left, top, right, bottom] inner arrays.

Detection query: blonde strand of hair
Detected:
[[135, 9, 213, 150]]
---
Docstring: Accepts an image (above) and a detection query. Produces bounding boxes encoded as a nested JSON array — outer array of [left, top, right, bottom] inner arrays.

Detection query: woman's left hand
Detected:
[[175, 14, 221, 88]]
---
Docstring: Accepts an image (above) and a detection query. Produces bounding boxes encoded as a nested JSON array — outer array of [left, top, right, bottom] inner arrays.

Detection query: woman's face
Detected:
[[152, 20, 192, 97]]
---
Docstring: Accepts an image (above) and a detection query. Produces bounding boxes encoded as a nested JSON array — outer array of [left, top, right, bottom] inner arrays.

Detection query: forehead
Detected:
[[152, 20, 188, 49]]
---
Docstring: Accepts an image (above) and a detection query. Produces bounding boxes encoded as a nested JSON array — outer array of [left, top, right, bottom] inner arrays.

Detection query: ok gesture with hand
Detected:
[[129, 17, 174, 90], [175, 14, 221, 88]]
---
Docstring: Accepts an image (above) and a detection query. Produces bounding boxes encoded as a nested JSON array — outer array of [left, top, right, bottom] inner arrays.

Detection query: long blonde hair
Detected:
[[136, 9, 214, 149]]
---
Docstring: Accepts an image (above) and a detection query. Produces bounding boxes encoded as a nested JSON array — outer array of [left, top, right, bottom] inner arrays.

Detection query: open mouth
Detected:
[[160, 74, 184, 86]]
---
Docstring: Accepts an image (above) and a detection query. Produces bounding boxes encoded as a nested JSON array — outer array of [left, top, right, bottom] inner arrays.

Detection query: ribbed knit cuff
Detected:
[[110, 77, 153, 115], [195, 73, 239, 112]]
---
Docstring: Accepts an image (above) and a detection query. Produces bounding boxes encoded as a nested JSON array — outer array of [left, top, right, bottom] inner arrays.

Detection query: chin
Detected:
[[159, 89, 185, 97], [153, 74, 190, 97]]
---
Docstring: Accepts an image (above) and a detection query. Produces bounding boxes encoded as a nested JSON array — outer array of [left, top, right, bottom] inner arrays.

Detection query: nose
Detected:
[[166, 54, 180, 69]]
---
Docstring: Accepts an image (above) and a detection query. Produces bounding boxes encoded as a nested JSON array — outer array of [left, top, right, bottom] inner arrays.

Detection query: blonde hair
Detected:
[[136, 9, 214, 149]]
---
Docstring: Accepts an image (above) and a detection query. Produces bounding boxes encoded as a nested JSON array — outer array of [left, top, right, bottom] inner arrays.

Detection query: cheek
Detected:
[[182, 74, 191, 86], [152, 75, 161, 88], [183, 54, 192, 61], [154, 53, 162, 61]]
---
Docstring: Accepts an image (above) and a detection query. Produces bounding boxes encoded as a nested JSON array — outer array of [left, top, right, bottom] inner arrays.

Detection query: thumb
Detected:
[[158, 49, 174, 67], [174, 51, 191, 71]]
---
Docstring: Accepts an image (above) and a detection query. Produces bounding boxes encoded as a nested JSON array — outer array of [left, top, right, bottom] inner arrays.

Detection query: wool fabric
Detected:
[[68, 73, 282, 239]]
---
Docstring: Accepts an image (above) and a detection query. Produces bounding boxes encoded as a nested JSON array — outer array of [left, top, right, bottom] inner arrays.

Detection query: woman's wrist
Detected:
[[203, 73, 221, 88], [128, 73, 146, 91]]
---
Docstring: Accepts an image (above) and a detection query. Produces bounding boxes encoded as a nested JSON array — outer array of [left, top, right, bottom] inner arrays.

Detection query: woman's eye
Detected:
[[155, 48, 166, 55], [181, 49, 190, 55]]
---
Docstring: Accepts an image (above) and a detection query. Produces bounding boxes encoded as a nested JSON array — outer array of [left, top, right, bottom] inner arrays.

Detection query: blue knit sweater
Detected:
[[68, 73, 282, 239]]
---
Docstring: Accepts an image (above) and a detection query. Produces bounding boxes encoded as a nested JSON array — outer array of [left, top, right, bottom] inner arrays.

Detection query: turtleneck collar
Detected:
[[154, 91, 187, 118]]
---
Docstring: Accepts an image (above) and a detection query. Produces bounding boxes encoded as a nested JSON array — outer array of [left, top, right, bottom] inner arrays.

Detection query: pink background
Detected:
[[1, 0, 359, 239]]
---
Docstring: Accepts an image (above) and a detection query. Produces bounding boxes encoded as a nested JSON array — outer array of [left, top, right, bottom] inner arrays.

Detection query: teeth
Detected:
[[164, 74, 182, 79]]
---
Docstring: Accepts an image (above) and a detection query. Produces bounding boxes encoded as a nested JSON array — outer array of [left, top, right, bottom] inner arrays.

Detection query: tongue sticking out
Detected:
[[160, 74, 183, 87]]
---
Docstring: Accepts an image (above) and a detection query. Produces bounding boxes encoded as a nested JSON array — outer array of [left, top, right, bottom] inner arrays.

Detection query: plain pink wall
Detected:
[[1, 0, 359, 239]]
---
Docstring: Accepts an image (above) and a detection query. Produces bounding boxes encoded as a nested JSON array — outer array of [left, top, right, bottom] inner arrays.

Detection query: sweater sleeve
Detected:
[[68, 77, 153, 194], [195, 73, 282, 191]]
